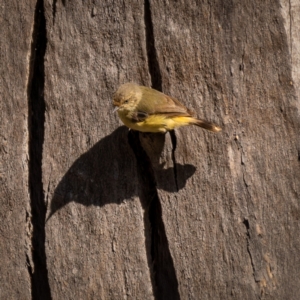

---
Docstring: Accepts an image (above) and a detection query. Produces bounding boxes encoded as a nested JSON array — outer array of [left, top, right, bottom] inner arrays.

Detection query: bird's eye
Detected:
[[124, 100, 128, 104]]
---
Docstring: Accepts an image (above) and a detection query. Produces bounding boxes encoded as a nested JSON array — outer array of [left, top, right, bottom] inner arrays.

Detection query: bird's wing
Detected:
[[130, 111, 149, 122], [136, 86, 194, 116]]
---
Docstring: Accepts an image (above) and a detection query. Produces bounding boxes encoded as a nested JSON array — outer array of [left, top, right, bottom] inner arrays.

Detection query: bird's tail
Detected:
[[191, 118, 222, 132]]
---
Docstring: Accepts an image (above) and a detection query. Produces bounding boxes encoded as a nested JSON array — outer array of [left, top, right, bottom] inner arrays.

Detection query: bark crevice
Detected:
[[170, 130, 179, 192], [141, 2, 180, 297], [52, 0, 57, 25], [144, 0, 162, 91], [243, 219, 259, 285], [27, 0, 51, 299], [128, 130, 180, 300]]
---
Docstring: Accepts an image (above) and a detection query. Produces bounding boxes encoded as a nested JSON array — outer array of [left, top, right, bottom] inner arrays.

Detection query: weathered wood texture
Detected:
[[43, 0, 154, 299], [147, 1, 300, 299], [280, 0, 300, 110], [1, 0, 300, 299], [0, 1, 36, 299]]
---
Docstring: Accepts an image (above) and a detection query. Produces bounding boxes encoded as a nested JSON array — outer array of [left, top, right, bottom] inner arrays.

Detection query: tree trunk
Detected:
[[1, 0, 300, 299]]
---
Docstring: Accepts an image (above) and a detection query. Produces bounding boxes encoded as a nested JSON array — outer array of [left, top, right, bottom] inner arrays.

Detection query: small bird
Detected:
[[113, 82, 221, 133]]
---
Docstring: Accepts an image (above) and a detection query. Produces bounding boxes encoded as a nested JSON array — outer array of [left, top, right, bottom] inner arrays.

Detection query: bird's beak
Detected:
[[113, 100, 120, 113]]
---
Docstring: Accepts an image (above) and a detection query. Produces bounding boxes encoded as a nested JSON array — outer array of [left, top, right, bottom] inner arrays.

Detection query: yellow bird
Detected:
[[113, 82, 221, 133]]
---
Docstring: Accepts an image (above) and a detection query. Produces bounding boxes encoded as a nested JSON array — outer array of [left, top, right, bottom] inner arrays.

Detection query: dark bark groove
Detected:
[[128, 130, 180, 300], [27, 0, 51, 299], [144, 0, 162, 91]]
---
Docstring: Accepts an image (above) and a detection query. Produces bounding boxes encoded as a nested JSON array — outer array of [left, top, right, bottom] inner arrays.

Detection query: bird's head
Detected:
[[113, 82, 142, 113]]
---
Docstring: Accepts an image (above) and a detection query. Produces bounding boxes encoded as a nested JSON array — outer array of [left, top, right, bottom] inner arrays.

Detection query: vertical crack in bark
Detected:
[[52, 0, 57, 25], [128, 131, 180, 300], [142, 1, 180, 298], [236, 139, 260, 288], [169, 130, 179, 192], [27, 0, 51, 299], [236, 140, 251, 200], [288, 0, 292, 58], [26, 252, 34, 279], [144, 0, 162, 91], [243, 219, 258, 283]]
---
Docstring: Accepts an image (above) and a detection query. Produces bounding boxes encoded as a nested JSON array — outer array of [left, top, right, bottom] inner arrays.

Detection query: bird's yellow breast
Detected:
[[118, 111, 193, 133]]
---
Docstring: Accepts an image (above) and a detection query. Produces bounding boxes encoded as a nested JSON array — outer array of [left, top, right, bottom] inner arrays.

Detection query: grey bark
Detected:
[[1, 0, 300, 299], [0, 1, 36, 299]]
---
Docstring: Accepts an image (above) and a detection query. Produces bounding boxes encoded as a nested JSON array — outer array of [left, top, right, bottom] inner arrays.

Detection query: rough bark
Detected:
[[0, 1, 36, 299], [1, 0, 300, 299], [43, 0, 154, 299], [146, 1, 300, 299]]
